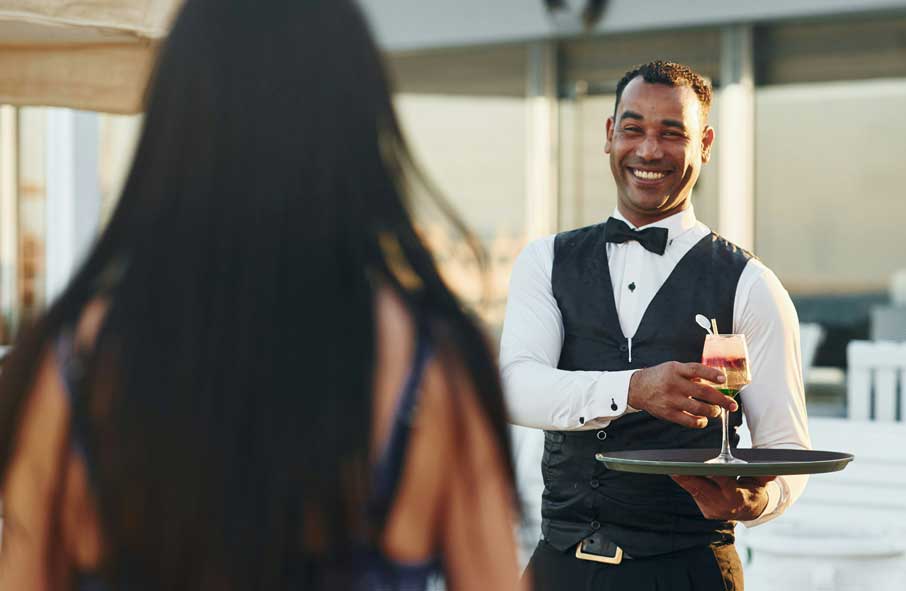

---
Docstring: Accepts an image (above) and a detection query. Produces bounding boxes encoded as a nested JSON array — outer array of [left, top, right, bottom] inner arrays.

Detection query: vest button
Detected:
[[596, 430, 607, 440], [619, 344, 628, 352], [591, 520, 601, 530], [590, 479, 600, 488]]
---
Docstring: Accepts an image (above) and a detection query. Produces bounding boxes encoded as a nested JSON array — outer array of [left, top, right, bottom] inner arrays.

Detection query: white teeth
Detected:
[[632, 169, 667, 180]]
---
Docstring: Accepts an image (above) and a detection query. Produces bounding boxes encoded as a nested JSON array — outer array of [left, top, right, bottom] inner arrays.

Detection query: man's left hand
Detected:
[[670, 475, 776, 521]]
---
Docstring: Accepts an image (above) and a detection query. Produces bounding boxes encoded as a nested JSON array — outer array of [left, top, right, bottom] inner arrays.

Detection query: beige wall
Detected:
[[755, 79, 906, 294]]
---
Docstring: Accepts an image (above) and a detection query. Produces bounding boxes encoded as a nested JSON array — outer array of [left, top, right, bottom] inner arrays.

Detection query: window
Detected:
[[0, 107, 139, 343]]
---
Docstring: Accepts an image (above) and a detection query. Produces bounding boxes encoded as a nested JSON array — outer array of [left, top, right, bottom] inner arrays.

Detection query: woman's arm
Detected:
[[0, 302, 107, 590], [433, 363, 523, 591], [0, 350, 71, 591]]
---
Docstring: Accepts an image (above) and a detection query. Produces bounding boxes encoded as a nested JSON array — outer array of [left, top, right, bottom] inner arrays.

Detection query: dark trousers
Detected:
[[525, 540, 744, 591]]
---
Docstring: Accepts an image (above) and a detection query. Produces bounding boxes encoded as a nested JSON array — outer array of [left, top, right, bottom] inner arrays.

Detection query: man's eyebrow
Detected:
[[619, 112, 688, 131], [662, 119, 687, 131], [618, 111, 643, 122]]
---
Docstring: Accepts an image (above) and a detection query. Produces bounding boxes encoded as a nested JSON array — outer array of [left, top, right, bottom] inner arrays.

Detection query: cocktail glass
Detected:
[[702, 334, 751, 464]]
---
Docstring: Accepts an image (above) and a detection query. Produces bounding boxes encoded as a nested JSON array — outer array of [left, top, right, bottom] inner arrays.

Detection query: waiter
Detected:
[[500, 61, 810, 590]]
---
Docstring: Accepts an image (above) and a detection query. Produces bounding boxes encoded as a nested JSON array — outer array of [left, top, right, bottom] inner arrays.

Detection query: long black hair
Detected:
[[0, 0, 514, 588]]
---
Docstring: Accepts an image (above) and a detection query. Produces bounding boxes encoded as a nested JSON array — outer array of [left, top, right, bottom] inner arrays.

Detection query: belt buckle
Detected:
[[575, 538, 624, 565]]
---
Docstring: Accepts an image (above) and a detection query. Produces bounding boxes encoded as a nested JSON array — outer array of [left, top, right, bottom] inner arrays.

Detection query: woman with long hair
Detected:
[[0, 1, 521, 589]]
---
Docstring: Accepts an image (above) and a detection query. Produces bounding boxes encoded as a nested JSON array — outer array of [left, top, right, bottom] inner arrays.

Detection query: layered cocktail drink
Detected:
[[702, 334, 751, 464], [702, 341, 751, 398]]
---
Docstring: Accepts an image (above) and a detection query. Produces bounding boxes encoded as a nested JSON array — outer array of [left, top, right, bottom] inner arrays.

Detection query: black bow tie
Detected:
[[604, 217, 669, 255]]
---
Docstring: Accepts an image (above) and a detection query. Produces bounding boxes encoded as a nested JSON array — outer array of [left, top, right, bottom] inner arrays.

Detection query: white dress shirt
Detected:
[[500, 206, 810, 526]]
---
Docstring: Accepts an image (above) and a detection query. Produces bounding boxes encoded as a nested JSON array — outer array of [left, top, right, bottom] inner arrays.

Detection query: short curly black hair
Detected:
[[614, 61, 712, 122]]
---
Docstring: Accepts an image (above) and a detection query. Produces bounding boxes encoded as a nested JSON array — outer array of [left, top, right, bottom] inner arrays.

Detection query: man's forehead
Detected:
[[616, 78, 702, 124]]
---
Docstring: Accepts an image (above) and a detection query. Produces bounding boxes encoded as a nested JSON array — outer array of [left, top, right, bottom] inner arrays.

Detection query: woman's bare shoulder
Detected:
[[74, 298, 110, 349], [371, 287, 470, 424], [2, 296, 110, 480], [0, 298, 110, 577]]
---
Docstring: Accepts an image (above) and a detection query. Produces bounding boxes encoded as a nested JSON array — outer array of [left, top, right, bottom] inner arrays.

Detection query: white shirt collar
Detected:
[[611, 204, 698, 241]]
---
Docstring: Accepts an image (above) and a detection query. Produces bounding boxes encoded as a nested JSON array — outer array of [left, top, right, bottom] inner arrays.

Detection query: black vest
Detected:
[[542, 221, 753, 557]]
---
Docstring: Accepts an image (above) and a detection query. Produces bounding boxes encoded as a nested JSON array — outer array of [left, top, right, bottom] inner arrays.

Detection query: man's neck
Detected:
[[617, 202, 690, 229]]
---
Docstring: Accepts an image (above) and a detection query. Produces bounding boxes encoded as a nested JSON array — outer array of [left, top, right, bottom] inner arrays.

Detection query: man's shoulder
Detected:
[[720, 242, 791, 307], [556, 221, 607, 240], [518, 234, 555, 259], [738, 256, 789, 300], [554, 221, 607, 252], [706, 231, 758, 262], [511, 234, 555, 277]]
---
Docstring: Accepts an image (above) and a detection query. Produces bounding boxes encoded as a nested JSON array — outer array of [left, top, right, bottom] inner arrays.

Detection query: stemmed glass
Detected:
[[702, 334, 751, 464]]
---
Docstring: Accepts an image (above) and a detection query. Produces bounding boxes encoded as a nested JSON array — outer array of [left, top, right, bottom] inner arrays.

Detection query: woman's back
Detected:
[[0, 287, 521, 590], [370, 289, 520, 589]]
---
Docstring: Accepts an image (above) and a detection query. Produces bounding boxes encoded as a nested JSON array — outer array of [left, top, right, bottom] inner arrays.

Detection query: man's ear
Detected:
[[701, 125, 715, 163], [605, 116, 615, 154]]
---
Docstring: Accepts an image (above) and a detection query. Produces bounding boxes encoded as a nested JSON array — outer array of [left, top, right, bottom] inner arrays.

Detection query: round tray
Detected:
[[595, 448, 853, 477]]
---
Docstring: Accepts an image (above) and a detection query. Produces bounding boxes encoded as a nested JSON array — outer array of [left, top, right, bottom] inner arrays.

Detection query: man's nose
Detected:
[[636, 134, 663, 160]]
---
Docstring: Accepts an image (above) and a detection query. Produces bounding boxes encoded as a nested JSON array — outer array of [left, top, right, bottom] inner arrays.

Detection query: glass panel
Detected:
[[755, 15, 906, 86]]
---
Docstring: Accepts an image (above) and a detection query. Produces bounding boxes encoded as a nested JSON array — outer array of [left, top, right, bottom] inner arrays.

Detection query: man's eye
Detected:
[[623, 127, 642, 133]]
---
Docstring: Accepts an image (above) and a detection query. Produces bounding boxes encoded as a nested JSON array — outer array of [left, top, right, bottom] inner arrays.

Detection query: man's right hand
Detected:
[[627, 362, 737, 428]]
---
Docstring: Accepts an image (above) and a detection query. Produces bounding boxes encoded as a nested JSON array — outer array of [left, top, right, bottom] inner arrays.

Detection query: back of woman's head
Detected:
[[0, 0, 514, 589], [129, 0, 408, 250]]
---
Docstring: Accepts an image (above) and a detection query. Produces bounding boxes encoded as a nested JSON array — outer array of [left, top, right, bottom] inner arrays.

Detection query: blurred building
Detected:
[[2, 0, 906, 382], [359, 0, 906, 408]]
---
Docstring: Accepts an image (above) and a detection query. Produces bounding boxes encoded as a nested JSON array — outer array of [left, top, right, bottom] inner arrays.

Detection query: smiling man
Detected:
[[500, 61, 810, 590], [607, 69, 711, 225]]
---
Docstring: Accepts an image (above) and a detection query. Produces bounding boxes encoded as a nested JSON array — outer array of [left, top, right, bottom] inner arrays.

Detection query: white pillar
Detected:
[[0, 106, 18, 338], [525, 41, 560, 239], [718, 25, 755, 251], [45, 109, 100, 302]]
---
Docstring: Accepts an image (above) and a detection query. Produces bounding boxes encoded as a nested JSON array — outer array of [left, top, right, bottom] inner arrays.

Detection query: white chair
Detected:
[[799, 322, 825, 383], [870, 306, 906, 342], [744, 417, 906, 591], [846, 341, 906, 421], [744, 341, 906, 591]]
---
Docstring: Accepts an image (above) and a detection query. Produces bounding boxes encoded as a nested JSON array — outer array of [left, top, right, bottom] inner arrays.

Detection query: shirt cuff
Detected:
[[578, 369, 639, 426], [740, 478, 787, 528]]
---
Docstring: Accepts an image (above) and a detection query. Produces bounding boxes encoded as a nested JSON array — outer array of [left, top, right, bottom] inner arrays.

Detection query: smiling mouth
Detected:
[[628, 167, 670, 181]]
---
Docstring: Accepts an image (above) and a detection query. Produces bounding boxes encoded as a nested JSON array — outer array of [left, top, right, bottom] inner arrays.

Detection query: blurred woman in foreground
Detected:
[[0, 0, 521, 589]]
